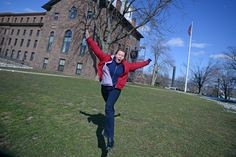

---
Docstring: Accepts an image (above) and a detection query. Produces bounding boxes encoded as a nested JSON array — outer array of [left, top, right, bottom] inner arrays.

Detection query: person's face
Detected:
[[115, 50, 125, 63]]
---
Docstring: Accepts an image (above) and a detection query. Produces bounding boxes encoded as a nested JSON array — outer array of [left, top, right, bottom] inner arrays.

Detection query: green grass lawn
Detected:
[[0, 71, 235, 157]]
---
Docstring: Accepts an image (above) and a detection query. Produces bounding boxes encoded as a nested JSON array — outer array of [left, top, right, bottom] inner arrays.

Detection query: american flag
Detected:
[[188, 24, 192, 36]]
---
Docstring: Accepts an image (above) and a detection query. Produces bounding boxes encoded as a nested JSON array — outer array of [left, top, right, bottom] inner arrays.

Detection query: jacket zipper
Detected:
[[112, 65, 118, 80], [112, 65, 118, 87]]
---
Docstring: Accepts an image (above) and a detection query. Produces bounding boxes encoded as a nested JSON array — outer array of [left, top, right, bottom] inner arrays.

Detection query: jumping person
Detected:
[[85, 30, 151, 150]]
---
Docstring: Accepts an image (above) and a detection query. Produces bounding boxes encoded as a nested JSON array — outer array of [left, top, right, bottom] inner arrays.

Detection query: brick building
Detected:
[[0, 0, 143, 79]]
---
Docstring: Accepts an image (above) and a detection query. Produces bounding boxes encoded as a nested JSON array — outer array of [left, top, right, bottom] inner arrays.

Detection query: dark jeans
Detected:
[[101, 85, 121, 138]]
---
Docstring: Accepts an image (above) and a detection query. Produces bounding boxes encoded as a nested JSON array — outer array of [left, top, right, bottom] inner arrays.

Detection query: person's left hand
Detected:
[[147, 58, 152, 63]]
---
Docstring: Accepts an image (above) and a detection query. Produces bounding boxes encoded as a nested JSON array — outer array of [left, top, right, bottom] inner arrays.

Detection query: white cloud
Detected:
[[24, 8, 35, 12], [165, 38, 184, 47], [192, 42, 208, 48], [138, 25, 151, 34], [209, 54, 227, 59], [192, 50, 206, 56]]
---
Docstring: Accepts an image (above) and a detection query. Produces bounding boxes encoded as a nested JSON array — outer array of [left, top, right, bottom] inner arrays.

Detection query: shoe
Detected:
[[106, 137, 114, 151]]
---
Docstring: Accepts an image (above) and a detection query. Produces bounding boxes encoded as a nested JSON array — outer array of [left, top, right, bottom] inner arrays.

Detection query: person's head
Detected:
[[115, 50, 126, 63]]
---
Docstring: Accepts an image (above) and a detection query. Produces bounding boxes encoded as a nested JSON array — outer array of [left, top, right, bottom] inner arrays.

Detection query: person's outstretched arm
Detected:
[[129, 59, 152, 71], [85, 30, 108, 60]]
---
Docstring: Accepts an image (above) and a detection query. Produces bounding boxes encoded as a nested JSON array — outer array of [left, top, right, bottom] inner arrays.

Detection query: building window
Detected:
[[76, 63, 83, 75], [4, 29, 7, 35], [43, 58, 48, 69], [27, 39, 31, 47], [40, 17, 43, 23], [5, 49, 9, 57], [8, 38, 12, 45], [0, 38, 4, 45], [80, 34, 87, 55], [33, 40, 38, 48], [17, 29, 20, 35], [30, 52, 35, 61], [54, 13, 59, 20], [20, 17, 23, 23], [58, 59, 65, 71], [87, 10, 93, 19], [29, 30, 33, 36], [36, 30, 40, 36], [1, 18, 3, 22], [61, 30, 72, 53], [69, 6, 77, 19], [10, 50, 14, 58], [23, 51, 28, 61], [14, 38, 18, 46], [23, 30, 26, 36], [20, 39, 24, 47], [27, 17, 30, 23], [17, 50, 21, 59], [14, 18, 17, 23], [11, 29, 14, 35], [47, 31, 54, 52], [33, 17, 36, 23], [7, 18, 10, 22]]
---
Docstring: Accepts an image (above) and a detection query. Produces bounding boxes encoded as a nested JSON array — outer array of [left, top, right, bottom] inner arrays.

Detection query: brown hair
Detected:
[[115, 49, 127, 58]]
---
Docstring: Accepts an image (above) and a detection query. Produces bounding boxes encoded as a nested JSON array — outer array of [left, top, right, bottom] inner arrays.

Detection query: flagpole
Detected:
[[184, 21, 193, 93]]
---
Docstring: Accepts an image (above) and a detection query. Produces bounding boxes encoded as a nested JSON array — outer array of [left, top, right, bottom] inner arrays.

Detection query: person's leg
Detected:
[[104, 88, 121, 148], [101, 85, 113, 102]]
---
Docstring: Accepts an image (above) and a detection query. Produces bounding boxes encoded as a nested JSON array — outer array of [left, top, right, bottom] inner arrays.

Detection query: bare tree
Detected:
[[224, 46, 236, 71], [84, 0, 174, 52], [150, 38, 173, 86], [218, 72, 235, 99], [190, 62, 217, 94], [216, 54, 236, 99]]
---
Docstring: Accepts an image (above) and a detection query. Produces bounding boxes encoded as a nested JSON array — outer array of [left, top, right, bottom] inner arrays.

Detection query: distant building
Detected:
[[0, 0, 143, 79]]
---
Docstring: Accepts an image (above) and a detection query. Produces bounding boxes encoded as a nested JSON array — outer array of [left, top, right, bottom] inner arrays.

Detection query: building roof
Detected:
[[0, 12, 46, 16], [42, 0, 61, 11]]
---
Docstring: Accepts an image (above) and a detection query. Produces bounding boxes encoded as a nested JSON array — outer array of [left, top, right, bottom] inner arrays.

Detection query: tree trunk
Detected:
[[151, 64, 157, 86], [198, 85, 202, 94]]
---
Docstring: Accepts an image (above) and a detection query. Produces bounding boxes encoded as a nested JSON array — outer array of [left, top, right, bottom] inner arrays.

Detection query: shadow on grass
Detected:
[[79, 111, 120, 157], [0, 150, 15, 157]]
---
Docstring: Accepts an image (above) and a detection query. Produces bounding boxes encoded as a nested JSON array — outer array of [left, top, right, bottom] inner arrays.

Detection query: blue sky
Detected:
[[141, 0, 236, 77], [0, 0, 235, 78]]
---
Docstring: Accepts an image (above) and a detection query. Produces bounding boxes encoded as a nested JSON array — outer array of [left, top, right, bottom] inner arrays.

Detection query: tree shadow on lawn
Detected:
[[79, 111, 120, 157]]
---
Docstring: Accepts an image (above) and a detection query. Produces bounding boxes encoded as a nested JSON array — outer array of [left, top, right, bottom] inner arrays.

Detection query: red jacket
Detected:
[[86, 37, 150, 90]]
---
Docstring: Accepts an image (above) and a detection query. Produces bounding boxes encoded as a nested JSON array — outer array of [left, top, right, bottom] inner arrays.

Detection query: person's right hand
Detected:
[[147, 58, 152, 63], [86, 30, 90, 39]]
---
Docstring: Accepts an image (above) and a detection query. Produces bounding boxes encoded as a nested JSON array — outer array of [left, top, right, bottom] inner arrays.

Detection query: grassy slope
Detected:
[[0, 71, 235, 157]]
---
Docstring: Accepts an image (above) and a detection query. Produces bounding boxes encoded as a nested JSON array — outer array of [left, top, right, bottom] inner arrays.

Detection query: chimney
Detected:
[[131, 18, 136, 27], [116, 0, 122, 12]]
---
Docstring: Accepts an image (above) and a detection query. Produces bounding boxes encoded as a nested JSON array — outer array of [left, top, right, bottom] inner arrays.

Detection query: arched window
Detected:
[[61, 30, 72, 53], [69, 6, 77, 19], [47, 31, 54, 52], [80, 33, 87, 56]]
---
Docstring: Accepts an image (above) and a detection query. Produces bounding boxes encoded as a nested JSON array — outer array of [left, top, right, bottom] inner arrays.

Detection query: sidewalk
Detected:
[[0, 58, 32, 69], [200, 96, 236, 112], [0, 59, 78, 79]]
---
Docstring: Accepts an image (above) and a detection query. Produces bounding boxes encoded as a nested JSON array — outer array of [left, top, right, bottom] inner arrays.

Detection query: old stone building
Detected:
[[0, 12, 45, 66], [0, 0, 143, 79]]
